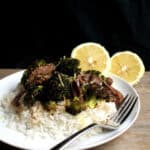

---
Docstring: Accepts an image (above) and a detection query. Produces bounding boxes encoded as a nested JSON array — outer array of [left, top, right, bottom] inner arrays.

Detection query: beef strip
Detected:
[[26, 63, 56, 87], [74, 72, 124, 106]]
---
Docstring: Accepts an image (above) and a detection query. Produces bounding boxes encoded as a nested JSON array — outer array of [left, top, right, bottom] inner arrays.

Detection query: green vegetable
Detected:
[[45, 101, 57, 111], [44, 72, 73, 102], [23, 85, 44, 107], [56, 56, 81, 76], [86, 96, 97, 108], [66, 100, 86, 115]]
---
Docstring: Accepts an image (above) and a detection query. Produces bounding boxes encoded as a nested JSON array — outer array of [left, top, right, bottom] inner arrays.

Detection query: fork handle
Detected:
[[51, 123, 116, 150], [51, 123, 97, 150]]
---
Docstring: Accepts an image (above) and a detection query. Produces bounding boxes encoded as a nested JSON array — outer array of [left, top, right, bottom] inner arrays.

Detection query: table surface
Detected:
[[0, 69, 150, 150]]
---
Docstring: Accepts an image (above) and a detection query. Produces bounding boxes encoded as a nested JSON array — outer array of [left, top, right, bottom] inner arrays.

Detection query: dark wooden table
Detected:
[[0, 69, 150, 150]]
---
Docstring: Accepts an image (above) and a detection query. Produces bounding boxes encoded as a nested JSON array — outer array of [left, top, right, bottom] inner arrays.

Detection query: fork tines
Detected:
[[112, 94, 138, 124]]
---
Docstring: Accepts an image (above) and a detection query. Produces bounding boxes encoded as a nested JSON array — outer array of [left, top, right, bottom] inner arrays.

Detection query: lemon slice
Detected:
[[71, 42, 111, 74], [110, 51, 145, 85]]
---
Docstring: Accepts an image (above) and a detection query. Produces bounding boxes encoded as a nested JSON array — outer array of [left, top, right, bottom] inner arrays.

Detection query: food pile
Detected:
[[12, 57, 123, 115], [12, 42, 145, 115]]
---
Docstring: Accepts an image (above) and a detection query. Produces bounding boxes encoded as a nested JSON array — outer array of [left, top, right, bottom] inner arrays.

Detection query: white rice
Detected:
[[0, 86, 117, 149]]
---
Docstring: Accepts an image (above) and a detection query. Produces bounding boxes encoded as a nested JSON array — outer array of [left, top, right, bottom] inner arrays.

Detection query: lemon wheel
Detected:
[[110, 51, 145, 85], [71, 42, 111, 74]]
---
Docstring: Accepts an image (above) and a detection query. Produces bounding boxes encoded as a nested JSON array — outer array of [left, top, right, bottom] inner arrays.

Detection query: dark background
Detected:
[[1, 0, 150, 70]]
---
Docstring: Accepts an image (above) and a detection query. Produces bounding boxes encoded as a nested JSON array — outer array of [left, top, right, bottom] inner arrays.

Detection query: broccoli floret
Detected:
[[23, 85, 44, 107], [43, 72, 73, 102], [66, 100, 86, 115], [45, 101, 57, 111], [56, 56, 81, 76], [85, 96, 97, 108]]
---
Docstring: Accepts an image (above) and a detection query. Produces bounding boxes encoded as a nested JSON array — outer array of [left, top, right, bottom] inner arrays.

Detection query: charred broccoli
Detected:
[[66, 99, 86, 115], [42, 72, 73, 102], [23, 85, 44, 107], [56, 57, 81, 76]]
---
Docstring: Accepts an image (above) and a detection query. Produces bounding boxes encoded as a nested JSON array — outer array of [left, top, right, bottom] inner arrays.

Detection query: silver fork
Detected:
[[51, 95, 138, 150]]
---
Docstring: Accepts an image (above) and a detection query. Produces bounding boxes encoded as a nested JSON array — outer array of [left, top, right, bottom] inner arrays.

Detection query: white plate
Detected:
[[0, 70, 140, 150]]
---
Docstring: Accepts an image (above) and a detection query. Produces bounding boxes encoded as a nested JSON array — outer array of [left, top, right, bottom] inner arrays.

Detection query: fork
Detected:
[[51, 95, 138, 150]]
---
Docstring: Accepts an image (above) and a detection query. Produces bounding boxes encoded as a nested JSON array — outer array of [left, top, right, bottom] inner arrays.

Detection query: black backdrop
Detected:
[[1, 0, 150, 70]]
